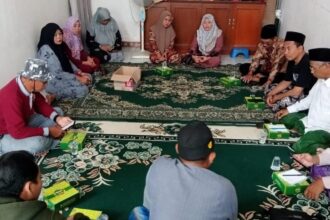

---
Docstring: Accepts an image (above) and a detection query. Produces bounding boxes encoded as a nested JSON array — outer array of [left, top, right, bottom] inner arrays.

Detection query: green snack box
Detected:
[[69, 208, 102, 220], [272, 172, 309, 196], [264, 123, 290, 139], [155, 66, 173, 76], [43, 180, 80, 211], [60, 130, 87, 151], [219, 76, 241, 87], [245, 96, 265, 110]]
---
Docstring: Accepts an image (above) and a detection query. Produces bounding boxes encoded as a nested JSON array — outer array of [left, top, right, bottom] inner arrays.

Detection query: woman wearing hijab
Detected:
[[37, 23, 91, 100], [187, 14, 223, 68], [149, 10, 180, 64], [87, 7, 124, 63], [63, 16, 100, 74]]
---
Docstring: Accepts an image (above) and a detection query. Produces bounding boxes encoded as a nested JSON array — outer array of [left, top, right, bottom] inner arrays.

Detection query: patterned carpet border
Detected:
[[57, 63, 274, 124]]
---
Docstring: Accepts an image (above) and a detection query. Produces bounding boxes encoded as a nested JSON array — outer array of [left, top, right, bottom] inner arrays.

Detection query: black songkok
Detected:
[[260, 24, 277, 39], [285, 31, 306, 45], [309, 48, 330, 62]]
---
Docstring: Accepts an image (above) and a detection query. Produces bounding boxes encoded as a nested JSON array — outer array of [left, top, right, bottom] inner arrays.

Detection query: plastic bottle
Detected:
[[98, 214, 109, 220], [68, 141, 79, 155], [259, 130, 267, 144]]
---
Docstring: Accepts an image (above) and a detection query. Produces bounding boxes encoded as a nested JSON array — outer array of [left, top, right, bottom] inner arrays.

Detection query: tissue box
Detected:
[[272, 172, 309, 196], [69, 208, 103, 220], [264, 124, 290, 139], [155, 66, 173, 76], [245, 96, 265, 110], [43, 181, 80, 211], [60, 130, 87, 151], [111, 66, 141, 91], [219, 76, 241, 88]]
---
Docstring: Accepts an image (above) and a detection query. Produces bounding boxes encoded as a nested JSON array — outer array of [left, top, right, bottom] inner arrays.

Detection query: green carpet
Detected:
[[58, 63, 273, 124], [40, 133, 329, 220]]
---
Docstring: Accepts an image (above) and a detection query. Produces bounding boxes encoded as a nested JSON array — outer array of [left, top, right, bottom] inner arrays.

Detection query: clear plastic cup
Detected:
[[162, 61, 167, 68], [98, 214, 109, 220], [259, 130, 267, 144], [68, 141, 79, 155]]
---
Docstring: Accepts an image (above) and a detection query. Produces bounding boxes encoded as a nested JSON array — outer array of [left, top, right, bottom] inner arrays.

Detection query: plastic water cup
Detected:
[[98, 214, 109, 220], [259, 130, 267, 144], [162, 61, 167, 68], [68, 141, 79, 155]]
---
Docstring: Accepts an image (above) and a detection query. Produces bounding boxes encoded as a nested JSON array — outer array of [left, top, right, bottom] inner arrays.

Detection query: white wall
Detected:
[[279, 0, 330, 50], [91, 0, 141, 42], [1, 0, 330, 87], [0, 0, 70, 87]]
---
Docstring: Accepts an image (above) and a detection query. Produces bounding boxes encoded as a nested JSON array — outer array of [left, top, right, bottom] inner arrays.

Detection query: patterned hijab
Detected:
[[197, 14, 222, 55], [37, 23, 73, 73], [88, 7, 119, 46], [63, 16, 83, 60], [150, 10, 176, 53]]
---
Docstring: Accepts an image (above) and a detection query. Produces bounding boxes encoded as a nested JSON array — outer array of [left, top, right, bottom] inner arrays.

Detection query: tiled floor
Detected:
[[122, 47, 251, 65]]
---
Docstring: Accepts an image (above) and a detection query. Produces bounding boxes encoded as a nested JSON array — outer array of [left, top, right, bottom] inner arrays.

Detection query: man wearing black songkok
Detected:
[[265, 31, 316, 112], [240, 24, 287, 86], [276, 48, 330, 155]]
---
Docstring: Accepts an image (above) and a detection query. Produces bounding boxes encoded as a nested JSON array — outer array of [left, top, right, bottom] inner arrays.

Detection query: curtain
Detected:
[[69, 0, 92, 49]]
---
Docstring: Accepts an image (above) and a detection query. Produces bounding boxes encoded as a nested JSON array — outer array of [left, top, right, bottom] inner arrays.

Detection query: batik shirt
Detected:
[[249, 37, 286, 82]]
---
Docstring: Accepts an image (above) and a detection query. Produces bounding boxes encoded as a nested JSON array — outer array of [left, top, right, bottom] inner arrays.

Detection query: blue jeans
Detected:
[[0, 107, 63, 155], [129, 206, 149, 220]]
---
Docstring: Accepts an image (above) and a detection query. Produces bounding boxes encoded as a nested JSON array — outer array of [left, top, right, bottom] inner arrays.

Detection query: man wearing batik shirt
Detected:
[[240, 24, 287, 87]]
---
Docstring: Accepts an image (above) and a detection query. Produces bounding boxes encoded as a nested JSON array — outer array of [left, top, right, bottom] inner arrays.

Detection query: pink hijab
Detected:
[[63, 16, 83, 60]]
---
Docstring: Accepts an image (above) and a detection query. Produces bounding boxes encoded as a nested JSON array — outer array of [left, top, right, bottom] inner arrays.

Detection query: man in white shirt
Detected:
[[293, 149, 330, 200], [276, 48, 330, 154]]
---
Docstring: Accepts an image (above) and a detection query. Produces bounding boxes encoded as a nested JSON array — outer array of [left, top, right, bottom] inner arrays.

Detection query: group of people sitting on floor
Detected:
[[0, 121, 237, 220], [240, 23, 330, 202], [26, 7, 224, 102], [150, 10, 223, 68], [1, 5, 330, 220]]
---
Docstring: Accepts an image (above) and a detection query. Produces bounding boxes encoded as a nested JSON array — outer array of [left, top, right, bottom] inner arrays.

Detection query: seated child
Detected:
[[276, 48, 330, 154], [0, 150, 89, 220]]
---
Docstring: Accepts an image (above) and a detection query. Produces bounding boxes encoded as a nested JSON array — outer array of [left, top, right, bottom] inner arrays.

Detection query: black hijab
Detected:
[[37, 23, 73, 73]]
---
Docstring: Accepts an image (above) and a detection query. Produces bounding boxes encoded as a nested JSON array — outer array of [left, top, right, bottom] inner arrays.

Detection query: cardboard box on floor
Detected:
[[111, 66, 141, 91]]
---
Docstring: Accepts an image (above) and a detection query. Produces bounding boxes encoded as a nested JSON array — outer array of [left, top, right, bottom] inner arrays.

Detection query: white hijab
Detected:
[[197, 14, 222, 55]]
